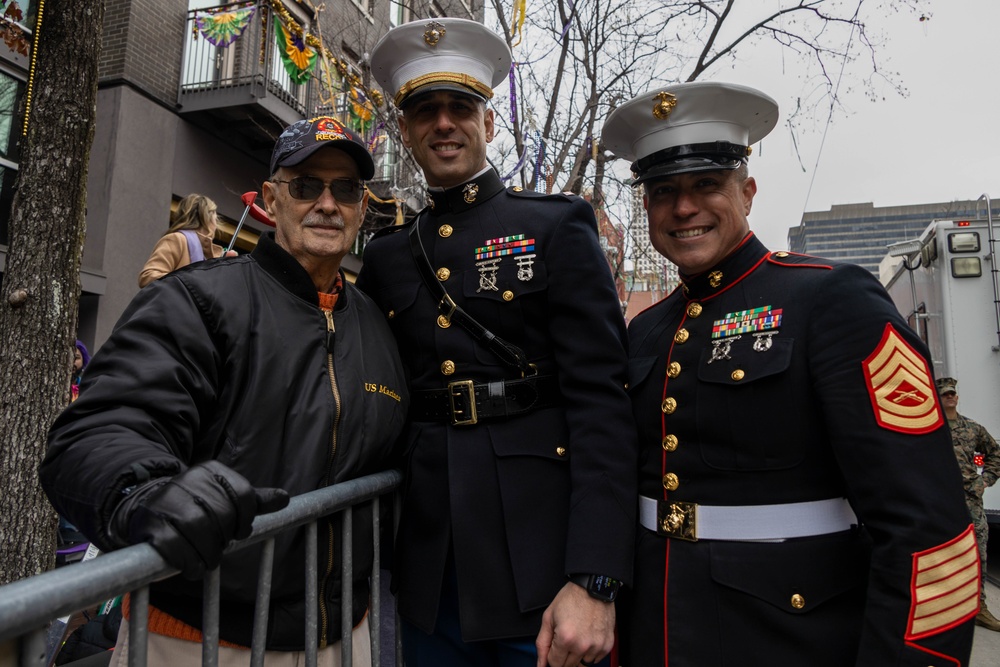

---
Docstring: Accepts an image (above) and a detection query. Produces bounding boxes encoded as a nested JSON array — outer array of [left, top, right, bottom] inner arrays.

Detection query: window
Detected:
[[0, 70, 25, 247], [351, 0, 375, 19], [389, 0, 410, 26]]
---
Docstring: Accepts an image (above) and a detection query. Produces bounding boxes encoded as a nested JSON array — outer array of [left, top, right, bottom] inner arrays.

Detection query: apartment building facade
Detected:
[[0, 0, 482, 352]]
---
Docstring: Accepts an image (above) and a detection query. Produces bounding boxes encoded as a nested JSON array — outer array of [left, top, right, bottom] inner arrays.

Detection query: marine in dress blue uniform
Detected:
[[358, 18, 638, 667], [604, 82, 977, 666]]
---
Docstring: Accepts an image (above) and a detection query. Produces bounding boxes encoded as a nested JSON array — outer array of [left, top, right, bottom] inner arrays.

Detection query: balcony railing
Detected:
[[179, 1, 315, 123]]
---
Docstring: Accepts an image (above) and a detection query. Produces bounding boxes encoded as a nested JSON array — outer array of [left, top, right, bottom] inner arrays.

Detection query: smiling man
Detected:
[[604, 82, 977, 666], [358, 17, 637, 667], [41, 117, 408, 664]]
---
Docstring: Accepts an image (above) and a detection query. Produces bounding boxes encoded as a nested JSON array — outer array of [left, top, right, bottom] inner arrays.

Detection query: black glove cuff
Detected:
[[107, 478, 170, 549]]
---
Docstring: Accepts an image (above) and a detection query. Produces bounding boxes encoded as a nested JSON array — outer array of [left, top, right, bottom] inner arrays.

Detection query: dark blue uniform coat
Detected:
[[357, 169, 638, 641], [623, 233, 976, 666]]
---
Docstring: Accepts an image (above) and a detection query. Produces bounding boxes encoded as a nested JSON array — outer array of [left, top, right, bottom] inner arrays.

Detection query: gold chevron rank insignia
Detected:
[[863, 324, 943, 435], [906, 525, 979, 640]]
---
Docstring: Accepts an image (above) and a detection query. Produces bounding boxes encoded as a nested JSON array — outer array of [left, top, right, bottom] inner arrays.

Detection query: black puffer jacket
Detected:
[[41, 235, 408, 650]]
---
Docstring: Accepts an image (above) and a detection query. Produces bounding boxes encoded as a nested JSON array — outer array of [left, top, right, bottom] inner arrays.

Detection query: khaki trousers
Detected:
[[108, 616, 372, 667]]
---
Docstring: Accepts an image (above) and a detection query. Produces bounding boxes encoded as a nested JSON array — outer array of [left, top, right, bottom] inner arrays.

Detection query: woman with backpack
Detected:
[[138, 193, 229, 287]]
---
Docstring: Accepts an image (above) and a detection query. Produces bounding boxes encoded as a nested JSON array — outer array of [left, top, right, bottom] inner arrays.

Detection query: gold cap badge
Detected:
[[652, 91, 677, 120], [424, 21, 446, 47]]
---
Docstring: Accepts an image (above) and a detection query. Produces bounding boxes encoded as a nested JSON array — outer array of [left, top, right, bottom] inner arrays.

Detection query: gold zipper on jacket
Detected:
[[318, 309, 342, 648]]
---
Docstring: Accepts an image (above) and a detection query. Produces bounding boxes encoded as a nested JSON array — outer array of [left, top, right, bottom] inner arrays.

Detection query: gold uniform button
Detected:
[[674, 328, 690, 344], [513, 186, 523, 192], [775, 251, 789, 258], [662, 434, 678, 452], [436, 267, 451, 281], [440, 360, 455, 375], [661, 397, 677, 414], [662, 473, 679, 491], [667, 361, 681, 378], [686, 302, 703, 318], [556, 447, 567, 456], [387, 310, 395, 320], [437, 315, 451, 329], [502, 290, 514, 301], [439, 224, 453, 238], [790, 594, 805, 609], [731, 369, 745, 381]]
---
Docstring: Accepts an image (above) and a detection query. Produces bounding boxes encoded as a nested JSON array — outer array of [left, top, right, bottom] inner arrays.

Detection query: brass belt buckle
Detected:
[[657, 500, 697, 541], [448, 379, 478, 426]]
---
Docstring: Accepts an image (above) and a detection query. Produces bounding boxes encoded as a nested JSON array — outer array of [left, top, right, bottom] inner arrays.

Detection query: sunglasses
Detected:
[[271, 177, 366, 203]]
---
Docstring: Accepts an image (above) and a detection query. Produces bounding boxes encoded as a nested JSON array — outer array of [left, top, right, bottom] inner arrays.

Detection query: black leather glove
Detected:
[[115, 461, 289, 578]]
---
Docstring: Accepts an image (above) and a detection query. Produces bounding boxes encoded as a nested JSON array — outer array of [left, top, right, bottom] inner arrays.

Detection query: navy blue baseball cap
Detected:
[[270, 116, 375, 180]]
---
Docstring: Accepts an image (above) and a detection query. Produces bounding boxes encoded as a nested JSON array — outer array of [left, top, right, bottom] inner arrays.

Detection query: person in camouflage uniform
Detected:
[[938, 376, 1000, 632]]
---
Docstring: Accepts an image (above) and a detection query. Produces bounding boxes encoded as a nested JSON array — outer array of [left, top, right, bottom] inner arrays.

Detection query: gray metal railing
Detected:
[[0, 469, 402, 667]]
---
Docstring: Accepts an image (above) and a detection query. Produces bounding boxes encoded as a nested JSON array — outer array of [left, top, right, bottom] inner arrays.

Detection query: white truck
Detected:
[[880, 199, 1000, 524]]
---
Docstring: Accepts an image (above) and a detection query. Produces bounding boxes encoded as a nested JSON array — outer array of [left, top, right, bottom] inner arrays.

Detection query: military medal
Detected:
[[475, 234, 536, 260], [713, 306, 782, 339], [752, 332, 775, 352], [708, 335, 740, 364], [515, 254, 536, 281], [475, 258, 501, 292]]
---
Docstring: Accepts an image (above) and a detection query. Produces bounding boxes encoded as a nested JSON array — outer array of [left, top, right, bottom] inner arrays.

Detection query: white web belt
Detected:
[[639, 495, 858, 542]]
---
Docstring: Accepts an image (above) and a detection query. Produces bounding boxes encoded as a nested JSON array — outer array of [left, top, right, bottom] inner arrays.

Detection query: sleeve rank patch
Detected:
[[862, 323, 943, 435], [906, 525, 980, 640]]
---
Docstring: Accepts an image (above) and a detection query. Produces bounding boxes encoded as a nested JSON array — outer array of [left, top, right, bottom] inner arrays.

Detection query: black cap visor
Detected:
[[630, 141, 747, 186], [400, 85, 487, 111]]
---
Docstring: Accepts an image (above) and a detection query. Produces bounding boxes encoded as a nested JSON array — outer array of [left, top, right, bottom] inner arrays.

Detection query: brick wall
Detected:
[[99, 0, 187, 105]]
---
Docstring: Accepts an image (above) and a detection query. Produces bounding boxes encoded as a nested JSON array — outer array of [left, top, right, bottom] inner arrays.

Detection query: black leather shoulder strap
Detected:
[[407, 218, 533, 375]]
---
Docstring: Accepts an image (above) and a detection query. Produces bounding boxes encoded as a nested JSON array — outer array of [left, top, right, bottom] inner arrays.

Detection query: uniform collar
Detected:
[[426, 168, 505, 216], [679, 233, 769, 301]]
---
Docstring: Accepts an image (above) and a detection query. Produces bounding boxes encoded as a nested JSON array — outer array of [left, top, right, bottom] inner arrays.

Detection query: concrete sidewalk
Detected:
[[971, 579, 1000, 667]]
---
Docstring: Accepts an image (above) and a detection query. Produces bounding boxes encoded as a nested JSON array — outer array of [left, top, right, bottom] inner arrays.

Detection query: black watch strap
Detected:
[[569, 573, 621, 602]]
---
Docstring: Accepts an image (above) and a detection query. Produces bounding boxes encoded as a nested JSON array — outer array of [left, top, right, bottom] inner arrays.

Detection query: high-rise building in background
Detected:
[[788, 199, 1000, 274], [624, 188, 678, 321]]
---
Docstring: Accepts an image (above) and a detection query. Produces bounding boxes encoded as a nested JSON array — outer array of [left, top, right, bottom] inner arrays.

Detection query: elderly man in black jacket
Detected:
[[40, 116, 408, 665]]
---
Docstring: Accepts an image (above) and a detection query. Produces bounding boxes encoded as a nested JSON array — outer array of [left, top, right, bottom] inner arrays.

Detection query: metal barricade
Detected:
[[0, 470, 402, 667]]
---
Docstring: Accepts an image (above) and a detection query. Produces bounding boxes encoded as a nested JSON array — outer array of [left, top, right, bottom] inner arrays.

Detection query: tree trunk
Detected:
[[0, 0, 104, 585]]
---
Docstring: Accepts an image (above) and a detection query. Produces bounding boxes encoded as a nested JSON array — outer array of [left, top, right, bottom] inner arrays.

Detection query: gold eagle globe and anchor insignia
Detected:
[[659, 501, 696, 541], [652, 91, 678, 120], [463, 182, 479, 203], [423, 21, 446, 46]]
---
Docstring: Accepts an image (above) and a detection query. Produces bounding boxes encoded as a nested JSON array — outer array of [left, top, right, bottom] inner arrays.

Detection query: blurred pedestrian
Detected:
[[70, 339, 90, 402], [938, 376, 1000, 632], [138, 193, 232, 287]]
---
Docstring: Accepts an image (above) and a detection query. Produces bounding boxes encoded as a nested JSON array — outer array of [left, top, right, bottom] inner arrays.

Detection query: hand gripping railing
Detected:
[[0, 469, 402, 667]]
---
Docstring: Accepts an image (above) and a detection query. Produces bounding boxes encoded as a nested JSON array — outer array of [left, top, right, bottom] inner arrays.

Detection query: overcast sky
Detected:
[[724, 1, 999, 250]]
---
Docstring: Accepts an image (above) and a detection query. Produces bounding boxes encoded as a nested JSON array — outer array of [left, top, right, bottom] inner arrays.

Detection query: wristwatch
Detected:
[[569, 573, 621, 602]]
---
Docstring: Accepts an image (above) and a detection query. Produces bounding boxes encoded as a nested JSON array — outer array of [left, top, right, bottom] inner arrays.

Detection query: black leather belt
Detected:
[[409, 375, 560, 426]]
